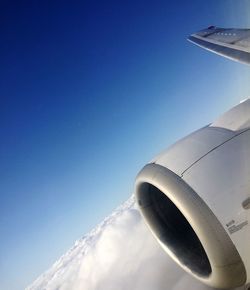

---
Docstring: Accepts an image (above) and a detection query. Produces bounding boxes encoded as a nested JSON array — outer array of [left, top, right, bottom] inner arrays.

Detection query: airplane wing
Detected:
[[188, 26, 250, 65]]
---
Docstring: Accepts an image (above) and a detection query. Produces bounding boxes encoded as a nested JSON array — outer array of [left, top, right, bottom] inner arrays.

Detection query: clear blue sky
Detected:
[[1, 1, 250, 289]]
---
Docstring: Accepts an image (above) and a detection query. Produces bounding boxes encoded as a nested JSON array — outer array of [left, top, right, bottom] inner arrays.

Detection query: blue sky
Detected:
[[1, 1, 250, 289]]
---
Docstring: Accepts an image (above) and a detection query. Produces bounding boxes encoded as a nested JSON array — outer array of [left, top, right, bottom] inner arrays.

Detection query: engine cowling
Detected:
[[135, 99, 250, 289]]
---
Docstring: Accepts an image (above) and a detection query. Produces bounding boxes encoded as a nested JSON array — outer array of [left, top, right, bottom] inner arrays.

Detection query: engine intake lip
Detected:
[[135, 163, 246, 289]]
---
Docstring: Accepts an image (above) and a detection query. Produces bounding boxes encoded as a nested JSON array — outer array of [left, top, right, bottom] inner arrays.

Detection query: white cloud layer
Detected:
[[26, 196, 219, 290]]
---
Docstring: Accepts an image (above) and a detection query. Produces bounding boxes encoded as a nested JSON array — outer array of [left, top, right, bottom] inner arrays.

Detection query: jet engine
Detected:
[[135, 100, 250, 289]]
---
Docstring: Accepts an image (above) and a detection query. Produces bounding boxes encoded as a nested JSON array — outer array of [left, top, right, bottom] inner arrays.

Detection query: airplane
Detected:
[[135, 26, 250, 289], [188, 26, 250, 65]]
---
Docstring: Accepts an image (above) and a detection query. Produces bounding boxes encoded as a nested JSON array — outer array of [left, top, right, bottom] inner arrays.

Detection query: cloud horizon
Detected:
[[26, 196, 219, 290]]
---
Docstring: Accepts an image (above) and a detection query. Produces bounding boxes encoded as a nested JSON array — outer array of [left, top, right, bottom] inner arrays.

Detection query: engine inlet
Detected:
[[135, 163, 246, 289]]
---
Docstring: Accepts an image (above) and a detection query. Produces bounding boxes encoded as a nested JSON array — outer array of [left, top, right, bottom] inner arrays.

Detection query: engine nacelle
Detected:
[[135, 99, 250, 289]]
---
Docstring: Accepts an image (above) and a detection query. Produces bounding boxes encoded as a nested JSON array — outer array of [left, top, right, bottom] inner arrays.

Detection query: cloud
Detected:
[[26, 196, 215, 290]]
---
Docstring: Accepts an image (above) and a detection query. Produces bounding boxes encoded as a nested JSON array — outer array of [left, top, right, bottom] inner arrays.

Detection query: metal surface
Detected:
[[188, 26, 250, 65], [135, 100, 250, 288]]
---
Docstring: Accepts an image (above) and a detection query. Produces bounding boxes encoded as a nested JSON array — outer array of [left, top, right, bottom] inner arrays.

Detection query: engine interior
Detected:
[[137, 183, 212, 277]]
